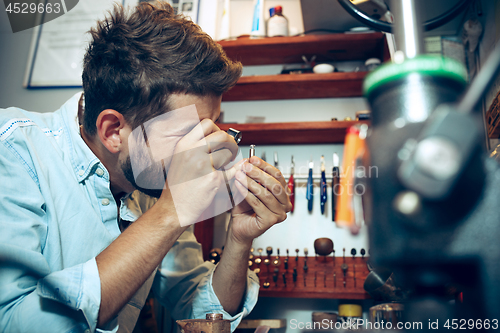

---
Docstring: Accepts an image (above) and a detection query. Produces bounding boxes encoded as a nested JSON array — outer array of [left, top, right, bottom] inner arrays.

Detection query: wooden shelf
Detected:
[[222, 72, 367, 101], [219, 33, 389, 102], [251, 256, 370, 300], [218, 121, 368, 145], [218, 32, 387, 66]]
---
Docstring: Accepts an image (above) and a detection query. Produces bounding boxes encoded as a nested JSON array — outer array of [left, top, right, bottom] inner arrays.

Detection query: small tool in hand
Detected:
[[306, 156, 314, 212], [320, 155, 327, 214], [332, 153, 340, 221], [249, 144, 255, 158], [287, 155, 295, 213]]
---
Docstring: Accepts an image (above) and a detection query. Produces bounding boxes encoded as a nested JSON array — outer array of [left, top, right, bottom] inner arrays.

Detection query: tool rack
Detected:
[[251, 256, 370, 299]]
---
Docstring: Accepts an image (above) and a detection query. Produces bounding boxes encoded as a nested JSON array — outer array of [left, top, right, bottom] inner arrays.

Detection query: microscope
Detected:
[[339, 0, 500, 329]]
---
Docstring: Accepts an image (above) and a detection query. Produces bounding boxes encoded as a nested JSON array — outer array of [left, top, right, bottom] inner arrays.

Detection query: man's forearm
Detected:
[[96, 198, 186, 327], [212, 229, 252, 316]]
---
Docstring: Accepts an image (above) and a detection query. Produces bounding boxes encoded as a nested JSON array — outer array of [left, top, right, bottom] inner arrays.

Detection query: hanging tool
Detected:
[[287, 156, 295, 213], [360, 248, 366, 259], [332, 153, 340, 222], [261, 151, 266, 162], [282, 273, 287, 287], [320, 155, 327, 215], [351, 248, 357, 260], [341, 263, 348, 288], [274, 151, 279, 169], [307, 157, 314, 212]]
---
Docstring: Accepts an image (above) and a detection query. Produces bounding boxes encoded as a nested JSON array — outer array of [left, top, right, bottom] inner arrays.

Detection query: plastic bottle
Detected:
[[250, 0, 266, 37], [267, 5, 289, 37]]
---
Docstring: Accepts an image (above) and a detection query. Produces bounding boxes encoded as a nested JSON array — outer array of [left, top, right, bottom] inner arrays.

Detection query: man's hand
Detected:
[[211, 156, 292, 315], [230, 156, 293, 246], [161, 118, 240, 226]]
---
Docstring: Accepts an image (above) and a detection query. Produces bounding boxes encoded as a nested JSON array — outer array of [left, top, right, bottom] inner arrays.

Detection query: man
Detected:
[[0, 2, 292, 332]]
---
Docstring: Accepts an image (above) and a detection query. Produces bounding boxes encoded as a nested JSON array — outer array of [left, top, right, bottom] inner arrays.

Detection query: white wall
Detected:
[[0, 5, 81, 111]]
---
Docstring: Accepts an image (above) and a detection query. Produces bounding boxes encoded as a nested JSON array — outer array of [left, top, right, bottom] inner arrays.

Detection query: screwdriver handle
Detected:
[[307, 167, 313, 212], [332, 166, 340, 221], [287, 174, 295, 213], [320, 169, 327, 214]]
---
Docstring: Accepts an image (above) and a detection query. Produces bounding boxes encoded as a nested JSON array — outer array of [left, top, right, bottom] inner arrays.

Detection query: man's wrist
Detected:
[[225, 228, 253, 254]]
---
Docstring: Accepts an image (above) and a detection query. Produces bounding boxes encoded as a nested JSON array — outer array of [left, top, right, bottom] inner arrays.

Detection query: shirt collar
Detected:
[[60, 92, 106, 183]]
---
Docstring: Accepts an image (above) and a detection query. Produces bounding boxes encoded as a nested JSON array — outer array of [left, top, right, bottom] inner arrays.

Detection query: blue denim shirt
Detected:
[[0, 93, 259, 333]]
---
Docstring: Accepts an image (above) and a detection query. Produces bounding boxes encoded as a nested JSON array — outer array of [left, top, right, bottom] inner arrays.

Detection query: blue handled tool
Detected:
[[320, 155, 327, 214], [306, 157, 314, 212], [332, 152, 340, 221]]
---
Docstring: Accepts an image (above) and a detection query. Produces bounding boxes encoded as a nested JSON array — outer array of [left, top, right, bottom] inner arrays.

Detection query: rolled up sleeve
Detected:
[[152, 227, 260, 332]]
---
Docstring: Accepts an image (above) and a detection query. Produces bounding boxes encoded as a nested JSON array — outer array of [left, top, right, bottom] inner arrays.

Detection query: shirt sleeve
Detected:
[[151, 227, 260, 332], [0, 142, 104, 333]]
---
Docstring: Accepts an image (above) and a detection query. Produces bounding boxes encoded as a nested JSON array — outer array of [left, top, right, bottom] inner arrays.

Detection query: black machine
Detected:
[[339, 0, 500, 329]]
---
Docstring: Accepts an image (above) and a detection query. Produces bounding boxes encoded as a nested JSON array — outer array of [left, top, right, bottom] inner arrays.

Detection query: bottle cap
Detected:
[[275, 5, 282, 14]]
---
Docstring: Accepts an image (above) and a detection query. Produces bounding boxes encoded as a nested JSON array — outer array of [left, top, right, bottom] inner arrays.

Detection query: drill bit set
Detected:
[[246, 240, 370, 298]]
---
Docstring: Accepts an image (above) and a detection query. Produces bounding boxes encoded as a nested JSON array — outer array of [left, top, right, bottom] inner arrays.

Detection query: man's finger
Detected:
[[248, 156, 288, 190], [235, 170, 287, 220], [234, 177, 286, 228], [241, 162, 290, 207]]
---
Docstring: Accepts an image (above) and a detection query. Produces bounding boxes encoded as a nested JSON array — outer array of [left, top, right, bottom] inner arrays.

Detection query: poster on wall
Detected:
[[24, 0, 137, 88], [178, 0, 199, 23]]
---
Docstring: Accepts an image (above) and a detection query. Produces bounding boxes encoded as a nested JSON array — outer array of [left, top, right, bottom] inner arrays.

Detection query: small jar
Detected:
[[337, 304, 362, 330]]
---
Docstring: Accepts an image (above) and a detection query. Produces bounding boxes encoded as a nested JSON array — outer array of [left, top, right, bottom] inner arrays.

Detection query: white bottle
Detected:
[[267, 6, 289, 37], [250, 0, 266, 37]]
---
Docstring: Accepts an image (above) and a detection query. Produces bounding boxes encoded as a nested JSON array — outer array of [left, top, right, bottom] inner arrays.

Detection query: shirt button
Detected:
[[96, 168, 104, 176], [78, 170, 84, 176], [101, 198, 110, 206]]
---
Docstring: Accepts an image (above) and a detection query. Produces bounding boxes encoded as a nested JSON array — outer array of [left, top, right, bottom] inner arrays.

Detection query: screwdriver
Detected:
[[320, 155, 327, 215], [307, 157, 314, 212], [288, 156, 295, 213], [332, 153, 340, 221]]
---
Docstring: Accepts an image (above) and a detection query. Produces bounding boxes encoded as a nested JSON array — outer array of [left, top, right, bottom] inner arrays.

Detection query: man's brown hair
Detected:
[[82, 1, 242, 136]]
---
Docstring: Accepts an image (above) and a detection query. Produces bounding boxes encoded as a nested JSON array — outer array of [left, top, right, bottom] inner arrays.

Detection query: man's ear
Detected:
[[96, 110, 126, 153]]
